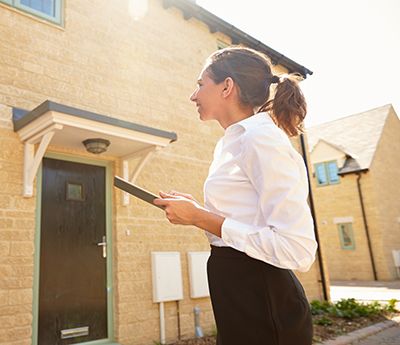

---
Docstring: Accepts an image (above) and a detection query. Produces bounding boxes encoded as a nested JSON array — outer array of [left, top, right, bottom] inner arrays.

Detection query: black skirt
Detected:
[[207, 245, 313, 345]]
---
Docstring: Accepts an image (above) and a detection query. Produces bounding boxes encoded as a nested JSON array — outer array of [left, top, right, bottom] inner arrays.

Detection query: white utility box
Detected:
[[151, 252, 183, 303], [187, 251, 210, 298], [392, 250, 400, 278], [392, 250, 400, 267]]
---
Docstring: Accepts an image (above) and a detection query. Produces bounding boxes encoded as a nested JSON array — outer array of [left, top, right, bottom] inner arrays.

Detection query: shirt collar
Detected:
[[225, 112, 274, 135]]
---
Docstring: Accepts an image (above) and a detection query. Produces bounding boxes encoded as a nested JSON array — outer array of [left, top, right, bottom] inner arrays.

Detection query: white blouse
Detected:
[[203, 112, 318, 272]]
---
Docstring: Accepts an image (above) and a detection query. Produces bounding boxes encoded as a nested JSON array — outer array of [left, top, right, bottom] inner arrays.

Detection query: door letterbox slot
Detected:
[[61, 326, 89, 339]]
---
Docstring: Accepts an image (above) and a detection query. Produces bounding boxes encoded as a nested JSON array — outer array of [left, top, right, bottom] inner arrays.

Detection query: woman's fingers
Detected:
[[153, 198, 170, 207], [159, 190, 180, 199], [153, 196, 181, 208], [165, 190, 195, 201], [159, 191, 168, 198]]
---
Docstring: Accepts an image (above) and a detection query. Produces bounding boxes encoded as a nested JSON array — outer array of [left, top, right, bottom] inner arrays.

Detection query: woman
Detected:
[[154, 46, 317, 345]]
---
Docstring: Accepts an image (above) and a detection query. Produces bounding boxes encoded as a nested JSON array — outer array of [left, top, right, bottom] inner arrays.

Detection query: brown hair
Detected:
[[205, 46, 307, 136]]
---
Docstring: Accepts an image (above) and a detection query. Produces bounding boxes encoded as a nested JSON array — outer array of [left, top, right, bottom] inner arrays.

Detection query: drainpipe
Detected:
[[356, 172, 378, 281], [299, 134, 329, 301]]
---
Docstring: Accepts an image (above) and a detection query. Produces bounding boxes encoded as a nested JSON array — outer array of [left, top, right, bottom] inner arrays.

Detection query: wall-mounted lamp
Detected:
[[82, 138, 110, 154]]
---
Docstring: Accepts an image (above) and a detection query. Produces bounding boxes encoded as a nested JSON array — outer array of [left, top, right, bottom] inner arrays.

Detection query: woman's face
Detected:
[[190, 68, 225, 122]]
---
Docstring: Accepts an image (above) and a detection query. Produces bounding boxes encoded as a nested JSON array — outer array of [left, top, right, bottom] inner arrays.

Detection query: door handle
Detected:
[[97, 236, 107, 258]]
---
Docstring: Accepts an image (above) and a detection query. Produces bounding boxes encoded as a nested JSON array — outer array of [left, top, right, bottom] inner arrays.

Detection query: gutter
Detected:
[[356, 172, 378, 280], [300, 134, 329, 301], [162, 0, 313, 78]]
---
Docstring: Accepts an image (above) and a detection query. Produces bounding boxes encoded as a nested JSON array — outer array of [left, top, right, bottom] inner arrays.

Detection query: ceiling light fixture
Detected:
[[82, 138, 110, 154]]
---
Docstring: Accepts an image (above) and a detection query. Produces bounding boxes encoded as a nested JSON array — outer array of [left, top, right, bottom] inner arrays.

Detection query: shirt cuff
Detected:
[[221, 217, 251, 252]]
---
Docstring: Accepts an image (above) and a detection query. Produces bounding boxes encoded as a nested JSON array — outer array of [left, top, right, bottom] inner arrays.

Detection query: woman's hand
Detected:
[[154, 191, 224, 237], [153, 191, 203, 225], [162, 190, 198, 202]]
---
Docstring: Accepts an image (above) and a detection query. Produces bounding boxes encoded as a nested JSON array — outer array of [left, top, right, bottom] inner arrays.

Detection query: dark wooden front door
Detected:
[[38, 158, 108, 345]]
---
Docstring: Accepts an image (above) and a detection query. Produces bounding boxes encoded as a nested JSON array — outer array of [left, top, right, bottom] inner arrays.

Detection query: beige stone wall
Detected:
[[290, 134, 331, 300], [309, 162, 377, 281], [367, 109, 400, 280], [311, 141, 347, 170], [309, 109, 400, 282], [0, 104, 35, 344], [0, 1, 324, 344]]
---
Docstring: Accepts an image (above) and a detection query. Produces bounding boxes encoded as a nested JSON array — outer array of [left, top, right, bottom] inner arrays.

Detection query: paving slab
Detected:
[[320, 316, 400, 345], [352, 324, 400, 344]]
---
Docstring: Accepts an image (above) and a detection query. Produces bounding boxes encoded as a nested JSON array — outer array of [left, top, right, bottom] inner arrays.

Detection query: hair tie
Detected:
[[271, 75, 280, 84]]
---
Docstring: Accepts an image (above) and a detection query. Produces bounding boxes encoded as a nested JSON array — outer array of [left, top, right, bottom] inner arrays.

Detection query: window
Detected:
[[338, 223, 355, 250], [66, 182, 84, 201], [315, 161, 340, 186], [0, 0, 63, 24], [326, 161, 339, 183]]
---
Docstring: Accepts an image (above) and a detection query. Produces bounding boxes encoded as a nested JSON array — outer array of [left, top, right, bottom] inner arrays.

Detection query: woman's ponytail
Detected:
[[260, 74, 307, 137]]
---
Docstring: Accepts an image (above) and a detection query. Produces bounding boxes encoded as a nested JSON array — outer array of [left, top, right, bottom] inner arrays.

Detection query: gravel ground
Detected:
[[169, 313, 399, 345]]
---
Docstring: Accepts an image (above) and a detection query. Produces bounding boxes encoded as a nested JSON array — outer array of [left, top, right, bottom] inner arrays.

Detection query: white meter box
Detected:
[[392, 250, 400, 267], [151, 252, 183, 303], [187, 251, 210, 298]]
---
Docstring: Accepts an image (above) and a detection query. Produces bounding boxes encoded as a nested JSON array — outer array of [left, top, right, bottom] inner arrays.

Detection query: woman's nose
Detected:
[[189, 90, 197, 102]]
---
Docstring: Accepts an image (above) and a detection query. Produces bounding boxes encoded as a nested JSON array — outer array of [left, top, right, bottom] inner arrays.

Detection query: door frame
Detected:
[[32, 151, 118, 345]]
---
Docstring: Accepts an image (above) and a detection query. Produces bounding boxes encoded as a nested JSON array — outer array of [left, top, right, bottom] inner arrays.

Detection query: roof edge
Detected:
[[13, 100, 178, 142], [307, 103, 393, 130], [338, 168, 369, 176], [162, 0, 313, 78], [312, 138, 358, 159]]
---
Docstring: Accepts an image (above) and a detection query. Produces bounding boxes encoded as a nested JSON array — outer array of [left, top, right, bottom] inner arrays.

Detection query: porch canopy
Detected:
[[13, 100, 177, 201]]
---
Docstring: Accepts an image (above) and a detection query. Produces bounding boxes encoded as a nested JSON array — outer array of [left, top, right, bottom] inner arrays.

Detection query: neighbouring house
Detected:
[[0, 1, 327, 344], [307, 104, 400, 282]]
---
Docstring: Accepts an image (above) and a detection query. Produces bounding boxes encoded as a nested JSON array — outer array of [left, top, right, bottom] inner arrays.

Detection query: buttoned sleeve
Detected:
[[220, 129, 318, 272]]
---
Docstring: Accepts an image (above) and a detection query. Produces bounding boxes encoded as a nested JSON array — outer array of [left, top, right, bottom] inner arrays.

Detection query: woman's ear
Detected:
[[222, 77, 234, 98]]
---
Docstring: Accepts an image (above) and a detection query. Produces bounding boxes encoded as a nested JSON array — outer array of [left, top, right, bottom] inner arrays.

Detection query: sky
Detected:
[[196, 0, 400, 127]]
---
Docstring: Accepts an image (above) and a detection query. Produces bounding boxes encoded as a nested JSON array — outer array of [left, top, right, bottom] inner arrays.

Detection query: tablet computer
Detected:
[[114, 176, 164, 209]]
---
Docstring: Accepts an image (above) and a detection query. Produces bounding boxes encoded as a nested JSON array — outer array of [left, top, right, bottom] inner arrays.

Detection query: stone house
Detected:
[[308, 104, 400, 281], [0, 0, 327, 344]]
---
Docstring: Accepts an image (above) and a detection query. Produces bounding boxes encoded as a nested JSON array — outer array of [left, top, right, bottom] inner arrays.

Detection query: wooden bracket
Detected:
[[23, 124, 63, 197], [121, 146, 160, 206]]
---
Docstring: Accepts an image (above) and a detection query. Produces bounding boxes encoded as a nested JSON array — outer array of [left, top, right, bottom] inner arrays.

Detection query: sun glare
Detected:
[[128, 0, 149, 20]]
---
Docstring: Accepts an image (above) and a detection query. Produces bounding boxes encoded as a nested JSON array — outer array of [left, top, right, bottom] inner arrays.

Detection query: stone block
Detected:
[[10, 242, 34, 257]]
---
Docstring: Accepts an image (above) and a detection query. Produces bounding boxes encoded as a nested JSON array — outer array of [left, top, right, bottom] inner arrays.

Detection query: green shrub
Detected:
[[310, 300, 333, 315], [310, 298, 398, 321], [314, 316, 333, 326], [385, 299, 398, 313]]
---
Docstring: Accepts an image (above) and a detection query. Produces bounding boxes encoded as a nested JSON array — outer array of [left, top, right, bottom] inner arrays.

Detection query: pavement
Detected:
[[319, 280, 400, 345], [353, 323, 400, 345], [330, 280, 400, 307]]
